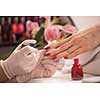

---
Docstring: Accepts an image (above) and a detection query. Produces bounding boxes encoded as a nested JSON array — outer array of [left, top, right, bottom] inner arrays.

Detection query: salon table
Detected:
[[29, 70, 94, 83]]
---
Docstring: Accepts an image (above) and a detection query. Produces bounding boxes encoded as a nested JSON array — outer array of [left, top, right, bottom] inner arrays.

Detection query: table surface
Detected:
[[30, 70, 94, 83]]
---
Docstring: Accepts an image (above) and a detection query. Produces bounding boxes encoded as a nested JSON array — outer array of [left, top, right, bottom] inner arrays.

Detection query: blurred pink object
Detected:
[[63, 24, 77, 33], [17, 23, 24, 34], [44, 25, 63, 42], [9, 33, 16, 43], [23, 32, 31, 39], [44, 24, 77, 42], [26, 20, 39, 35], [31, 22, 40, 33], [26, 20, 33, 32], [12, 23, 17, 33]]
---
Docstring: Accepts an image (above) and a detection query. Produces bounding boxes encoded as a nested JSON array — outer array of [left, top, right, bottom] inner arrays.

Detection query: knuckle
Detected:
[[24, 46, 31, 51]]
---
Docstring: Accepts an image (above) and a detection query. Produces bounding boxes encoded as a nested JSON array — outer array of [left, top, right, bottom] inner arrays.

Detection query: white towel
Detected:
[[71, 16, 100, 30]]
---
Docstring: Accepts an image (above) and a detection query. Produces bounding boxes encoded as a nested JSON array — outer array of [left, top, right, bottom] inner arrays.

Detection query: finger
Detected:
[[42, 59, 58, 67], [38, 49, 46, 55], [37, 50, 45, 62], [68, 48, 84, 59], [52, 36, 72, 48], [45, 40, 73, 57], [27, 53, 37, 61], [20, 46, 37, 55], [43, 64, 57, 77], [53, 46, 81, 61], [44, 36, 72, 49], [26, 53, 39, 70], [16, 40, 37, 50], [32, 65, 44, 78]]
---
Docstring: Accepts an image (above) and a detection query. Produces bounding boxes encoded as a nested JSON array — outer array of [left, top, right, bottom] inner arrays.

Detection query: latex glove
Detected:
[[32, 49, 58, 78], [0, 40, 40, 80], [16, 50, 58, 82], [16, 72, 33, 83], [16, 49, 45, 82]]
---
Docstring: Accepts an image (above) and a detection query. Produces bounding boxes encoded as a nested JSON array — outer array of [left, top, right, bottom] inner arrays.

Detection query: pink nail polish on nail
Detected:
[[64, 56, 68, 59], [44, 53, 51, 56]]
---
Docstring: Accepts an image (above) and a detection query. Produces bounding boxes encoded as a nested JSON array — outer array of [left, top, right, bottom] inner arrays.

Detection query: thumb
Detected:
[[15, 40, 37, 51], [20, 46, 37, 55]]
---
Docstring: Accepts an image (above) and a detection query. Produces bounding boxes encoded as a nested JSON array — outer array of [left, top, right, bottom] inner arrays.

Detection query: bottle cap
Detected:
[[74, 58, 79, 66]]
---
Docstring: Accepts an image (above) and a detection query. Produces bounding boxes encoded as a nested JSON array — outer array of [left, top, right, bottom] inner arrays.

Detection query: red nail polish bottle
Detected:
[[71, 58, 83, 80]]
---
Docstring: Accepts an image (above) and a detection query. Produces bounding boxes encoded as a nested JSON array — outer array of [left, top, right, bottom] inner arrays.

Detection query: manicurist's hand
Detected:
[[16, 49, 59, 82], [0, 40, 39, 81]]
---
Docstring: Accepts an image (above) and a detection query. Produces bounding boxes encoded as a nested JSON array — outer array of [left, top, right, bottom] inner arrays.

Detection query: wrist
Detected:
[[91, 25, 100, 45], [0, 60, 9, 82], [0, 60, 14, 80], [81, 24, 100, 46]]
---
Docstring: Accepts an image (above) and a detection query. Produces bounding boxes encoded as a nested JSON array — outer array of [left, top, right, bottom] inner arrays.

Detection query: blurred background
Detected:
[[0, 16, 75, 59]]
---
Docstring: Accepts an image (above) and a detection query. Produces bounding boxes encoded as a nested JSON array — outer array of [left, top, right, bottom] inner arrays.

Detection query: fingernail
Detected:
[[44, 53, 51, 56], [44, 46, 50, 50], [52, 56, 59, 62], [64, 56, 68, 59], [52, 56, 57, 60], [38, 48, 43, 50]]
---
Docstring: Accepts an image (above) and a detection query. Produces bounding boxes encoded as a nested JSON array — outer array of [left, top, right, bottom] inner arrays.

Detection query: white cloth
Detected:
[[82, 46, 100, 75], [71, 16, 100, 30]]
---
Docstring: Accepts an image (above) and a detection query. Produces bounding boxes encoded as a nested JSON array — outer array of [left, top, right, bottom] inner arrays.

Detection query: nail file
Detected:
[[82, 76, 100, 83]]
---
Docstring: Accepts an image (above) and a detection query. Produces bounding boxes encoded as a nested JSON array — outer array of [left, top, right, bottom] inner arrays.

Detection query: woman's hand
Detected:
[[44, 24, 100, 61]]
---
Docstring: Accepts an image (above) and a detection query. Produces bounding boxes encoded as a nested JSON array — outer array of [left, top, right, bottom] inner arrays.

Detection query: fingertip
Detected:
[[44, 53, 51, 56], [52, 56, 59, 62], [64, 55, 68, 59], [44, 46, 50, 50]]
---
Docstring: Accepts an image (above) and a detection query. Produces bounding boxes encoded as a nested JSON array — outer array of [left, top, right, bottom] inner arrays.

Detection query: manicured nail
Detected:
[[52, 56, 57, 60], [44, 46, 50, 50], [64, 56, 68, 59], [44, 53, 51, 56], [38, 48, 43, 50]]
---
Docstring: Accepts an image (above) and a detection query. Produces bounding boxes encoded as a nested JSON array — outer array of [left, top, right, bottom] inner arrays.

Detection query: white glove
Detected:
[[16, 50, 59, 82], [0, 40, 40, 80], [31, 57, 58, 78], [16, 49, 45, 82]]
